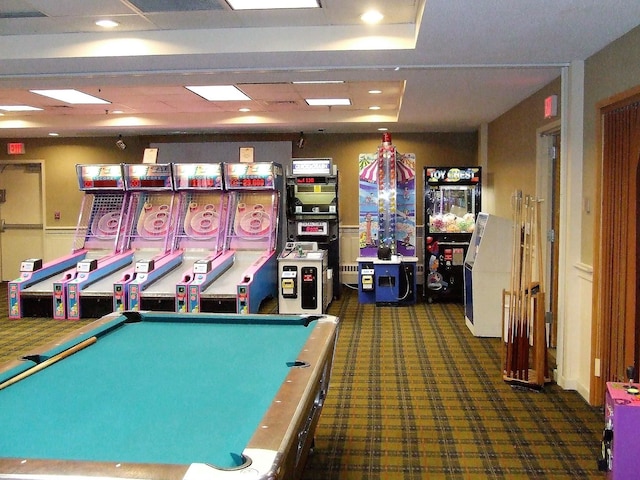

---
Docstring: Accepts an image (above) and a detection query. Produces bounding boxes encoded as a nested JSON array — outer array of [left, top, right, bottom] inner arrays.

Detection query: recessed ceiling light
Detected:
[[185, 85, 251, 101], [369, 106, 381, 110], [378, 127, 388, 131], [0, 105, 43, 111], [227, 0, 320, 10], [95, 19, 119, 28], [361, 10, 384, 24], [111, 110, 124, 114], [239, 107, 251, 112], [48, 132, 59, 136], [306, 98, 351, 106], [30, 89, 110, 104], [368, 89, 382, 94]]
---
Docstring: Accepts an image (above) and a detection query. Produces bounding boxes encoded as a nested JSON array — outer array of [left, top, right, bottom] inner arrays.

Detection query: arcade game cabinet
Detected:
[[357, 133, 417, 305], [285, 158, 339, 300], [424, 166, 481, 303]]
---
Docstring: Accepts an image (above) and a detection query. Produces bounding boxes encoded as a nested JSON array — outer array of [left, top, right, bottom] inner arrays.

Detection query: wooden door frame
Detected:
[[590, 85, 640, 405], [536, 120, 560, 348]]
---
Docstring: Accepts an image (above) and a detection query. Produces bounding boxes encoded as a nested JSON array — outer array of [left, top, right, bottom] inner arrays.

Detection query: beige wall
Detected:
[[487, 77, 562, 218], [0, 137, 146, 227], [0, 132, 477, 229], [293, 132, 478, 226]]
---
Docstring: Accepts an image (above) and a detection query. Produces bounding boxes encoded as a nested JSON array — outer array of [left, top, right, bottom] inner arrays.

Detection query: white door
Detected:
[[0, 162, 44, 281]]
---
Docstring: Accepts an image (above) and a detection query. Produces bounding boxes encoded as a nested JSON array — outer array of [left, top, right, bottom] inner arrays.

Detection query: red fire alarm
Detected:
[[7, 142, 25, 155]]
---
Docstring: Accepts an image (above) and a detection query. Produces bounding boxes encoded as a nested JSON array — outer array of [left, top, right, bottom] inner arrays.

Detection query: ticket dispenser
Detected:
[[358, 259, 376, 304], [281, 265, 298, 299], [278, 242, 329, 314]]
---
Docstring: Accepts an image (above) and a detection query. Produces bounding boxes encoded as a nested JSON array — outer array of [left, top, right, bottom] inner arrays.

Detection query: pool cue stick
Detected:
[[515, 197, 525, 379], [0, 336, 97, 391], [523, 197, 534, 380], [518, 196, 532, 380], [507, 191, 522, 378], [513, 191, 524, 378], [514, 194, 526, 378], [505, 192, 516, 376]]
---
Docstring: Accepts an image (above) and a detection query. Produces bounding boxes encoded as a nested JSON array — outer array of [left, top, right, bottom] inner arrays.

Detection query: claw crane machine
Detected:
[[357, 133, 417, 305], [424, 166, 481, 303]]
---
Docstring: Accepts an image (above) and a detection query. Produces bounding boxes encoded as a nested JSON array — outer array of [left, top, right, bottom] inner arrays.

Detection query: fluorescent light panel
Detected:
[[227, 0, 320, 9], [30, 89, 110, 104], [0, 105, 43, 111], [306, 98, 351, 106], [185, 85, 251, 101], [292, 80, 344, 84]]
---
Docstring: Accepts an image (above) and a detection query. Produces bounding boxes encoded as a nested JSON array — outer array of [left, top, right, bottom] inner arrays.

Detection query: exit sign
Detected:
[[7, 142, 25, 155], [544, 95, 558, 119]]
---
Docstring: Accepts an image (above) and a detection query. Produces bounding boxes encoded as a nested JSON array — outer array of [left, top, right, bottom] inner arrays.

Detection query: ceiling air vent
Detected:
[[265, 100, 299, 110], [128, 0, 227, 13]]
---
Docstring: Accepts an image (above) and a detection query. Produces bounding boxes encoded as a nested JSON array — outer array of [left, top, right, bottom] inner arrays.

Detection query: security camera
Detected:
[[116, 139, 126, 150], [297, 132, 305, 149]]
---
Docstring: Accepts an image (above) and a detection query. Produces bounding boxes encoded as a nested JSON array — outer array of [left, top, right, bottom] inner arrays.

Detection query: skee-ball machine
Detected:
[[173, 163, 233, 313], [9, 164, 130, 318], [357, 133, 417, 305], [193, 162, 282, 314], [68, 163, 180, 319], [285, 158, 339, 300]]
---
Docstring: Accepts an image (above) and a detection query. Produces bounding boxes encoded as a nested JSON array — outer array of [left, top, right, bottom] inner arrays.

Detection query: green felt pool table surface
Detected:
[[0, 310, 339, 480]]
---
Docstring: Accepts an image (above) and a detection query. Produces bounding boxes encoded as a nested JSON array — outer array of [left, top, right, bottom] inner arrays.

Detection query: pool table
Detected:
[[0, 310, 339, 480]]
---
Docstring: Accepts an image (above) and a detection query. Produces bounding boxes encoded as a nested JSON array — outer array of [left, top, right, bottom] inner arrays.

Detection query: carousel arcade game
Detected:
[[284, 158, 339, 303], [424, 166, 481, 303], [357, 133, 417, 306]]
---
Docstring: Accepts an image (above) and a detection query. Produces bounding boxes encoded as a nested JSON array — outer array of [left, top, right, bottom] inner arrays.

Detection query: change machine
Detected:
[[424, 166, 481, 303], [286, 158, 339, 299], [278, 241, 331, 314]]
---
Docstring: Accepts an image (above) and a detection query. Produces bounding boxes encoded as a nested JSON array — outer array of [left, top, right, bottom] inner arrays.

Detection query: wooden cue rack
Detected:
[[502, 191, 549, 388]]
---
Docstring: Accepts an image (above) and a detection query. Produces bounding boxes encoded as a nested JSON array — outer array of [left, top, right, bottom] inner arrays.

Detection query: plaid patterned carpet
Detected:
[[0, 284, 603, 479], [302, 288, 604, 479]]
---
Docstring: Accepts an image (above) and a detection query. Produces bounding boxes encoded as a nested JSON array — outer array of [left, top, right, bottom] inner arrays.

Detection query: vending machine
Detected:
[[357, 133, 417, 305], [424, 166, 481, 303], [285, 158, 339, 299]]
